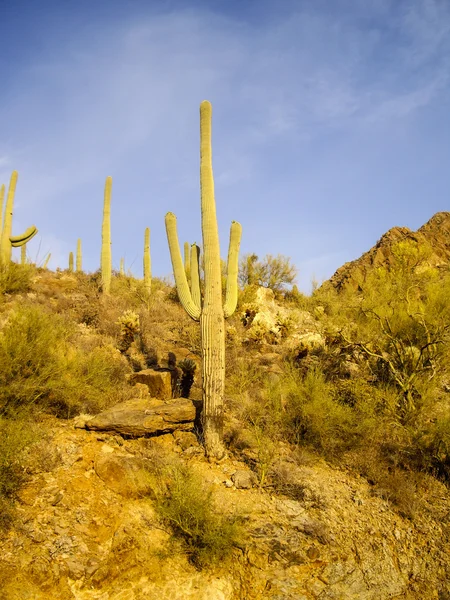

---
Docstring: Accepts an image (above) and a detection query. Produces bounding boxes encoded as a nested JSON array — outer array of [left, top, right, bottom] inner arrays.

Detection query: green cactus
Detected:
[[101, 176, 112, 293], [0, 171, 18, 265], [9, 225, 38, 247], [0, 184, 5, 251], [190, 243, 201, 309], [69, 251, 74, 272], [144, 227, 151, 296], [165, 101, 242, 459], [76, 238, 82, 272], [184, 241, 191, 281]]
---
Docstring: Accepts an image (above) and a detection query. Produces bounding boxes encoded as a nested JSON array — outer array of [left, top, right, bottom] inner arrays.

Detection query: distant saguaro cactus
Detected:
[[165, 101, 242, 459], [120, 257, 125, 276], [1, 172, 37, 266], [144, 227, 151, 296], [0, 184, 5, 250], [101, 176, 112, 293], [69, 252, 74, 272], [76, 238, 82, 272]]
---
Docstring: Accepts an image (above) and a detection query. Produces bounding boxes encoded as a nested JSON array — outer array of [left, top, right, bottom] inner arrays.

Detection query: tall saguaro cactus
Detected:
[[165, 101, 242, 459], [76, 239, 82, 272], [101, 176, 112, 293], [144, 227, 151, 296]]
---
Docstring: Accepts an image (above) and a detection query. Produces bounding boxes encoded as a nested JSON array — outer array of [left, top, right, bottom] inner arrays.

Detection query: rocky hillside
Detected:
[[0, 268, 449, 599], [327, 212, 450, 291]]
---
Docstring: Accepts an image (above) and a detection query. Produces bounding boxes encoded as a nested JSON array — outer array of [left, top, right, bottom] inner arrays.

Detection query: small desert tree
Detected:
[[239, 253, 297, 291]]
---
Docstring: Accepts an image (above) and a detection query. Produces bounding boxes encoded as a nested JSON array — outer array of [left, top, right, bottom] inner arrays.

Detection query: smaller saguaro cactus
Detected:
[[0, 184, 5, 249], [101, 176, 112, 294], [76, 239, 82, 272], [120, 257, 125, 276], [144, 227, 151, 296], [69, 252, 74, 272], [0, 171, 18, 265]]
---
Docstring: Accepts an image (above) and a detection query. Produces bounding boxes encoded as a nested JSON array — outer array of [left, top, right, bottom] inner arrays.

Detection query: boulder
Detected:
[[126, 369, 173, 400], [85, 397, 196, 437]]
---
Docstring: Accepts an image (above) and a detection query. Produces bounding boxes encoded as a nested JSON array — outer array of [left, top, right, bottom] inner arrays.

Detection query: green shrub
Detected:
[[155, 462, 244, 568], [0, 263, 34, 296], [0, 304, 130, 417]]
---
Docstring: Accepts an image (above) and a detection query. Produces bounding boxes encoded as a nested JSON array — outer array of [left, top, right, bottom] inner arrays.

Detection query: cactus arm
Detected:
[[144, 227, 151, 295], [190, 243, 201, 310], [10, 225, 38, 247], [0, 171, 18, 264], [76, 238, 82, 272], [69, 252, 74, 272], [223, 220, 242, 318], [165, 212, 201, 321], [0, 184, 5, 250], [184, 241, 191, 280], [101, 176, 112, 293]]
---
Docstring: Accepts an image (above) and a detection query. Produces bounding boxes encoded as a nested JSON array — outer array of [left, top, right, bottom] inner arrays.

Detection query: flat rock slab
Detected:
[[126, 369, 174, 400], [85, 397, 195, 437]]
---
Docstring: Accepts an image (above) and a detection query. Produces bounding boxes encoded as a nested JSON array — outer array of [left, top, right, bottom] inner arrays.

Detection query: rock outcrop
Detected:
[[84, 397, 196, 437], [326, 212, 450, 291]]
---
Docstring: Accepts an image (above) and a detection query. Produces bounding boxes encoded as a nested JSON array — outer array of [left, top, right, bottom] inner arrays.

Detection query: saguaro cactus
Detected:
[[69, 252, 74, 272], [76, 238, 82, 272], [184, 241, 191, 281], [0, 184, 5, 250], [0, 171, 18, 265], [120, 257, 125, 275], [101, 176, 112, 293], [165, 101, 242, 458], [144, 227, 151, 296]]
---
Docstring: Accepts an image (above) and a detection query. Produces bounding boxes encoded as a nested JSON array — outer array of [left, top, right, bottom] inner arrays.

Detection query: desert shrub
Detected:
[[0, 416, 40, 530], [283, 367, 374, 457], [0, 304, 130, 417], [177, 358, 197, 398], [153, 461, 244, 568], [239, 253, 297, 292], [0, 263, 34, 296]]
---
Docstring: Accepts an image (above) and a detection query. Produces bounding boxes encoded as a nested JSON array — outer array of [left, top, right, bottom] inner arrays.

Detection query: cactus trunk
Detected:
[[21, 244, 26, 265], [144, 227, 151, 296], [76, 239, 82, 272], [101, 177, 112, 293], [165, 101, 242, 459], [0, 171, 18, 266]]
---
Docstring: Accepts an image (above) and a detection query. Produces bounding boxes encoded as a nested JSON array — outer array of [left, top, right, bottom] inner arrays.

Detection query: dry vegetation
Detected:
[[1, 245, 450, 571]]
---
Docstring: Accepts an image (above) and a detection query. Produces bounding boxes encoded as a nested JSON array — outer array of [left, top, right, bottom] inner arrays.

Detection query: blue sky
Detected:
[[0, 0, 449, 291]]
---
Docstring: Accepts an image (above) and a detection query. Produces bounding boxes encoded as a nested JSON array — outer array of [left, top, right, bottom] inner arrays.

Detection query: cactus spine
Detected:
[[165, 101, 242, 458], [76, 239, 82, 272], [144, 227, 151, 296], [101, 176, 112, 293], [0, 171, 18, 265]]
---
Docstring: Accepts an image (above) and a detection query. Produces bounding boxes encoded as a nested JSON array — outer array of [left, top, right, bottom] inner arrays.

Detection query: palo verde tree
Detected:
[[165, 101, 242, 459]]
